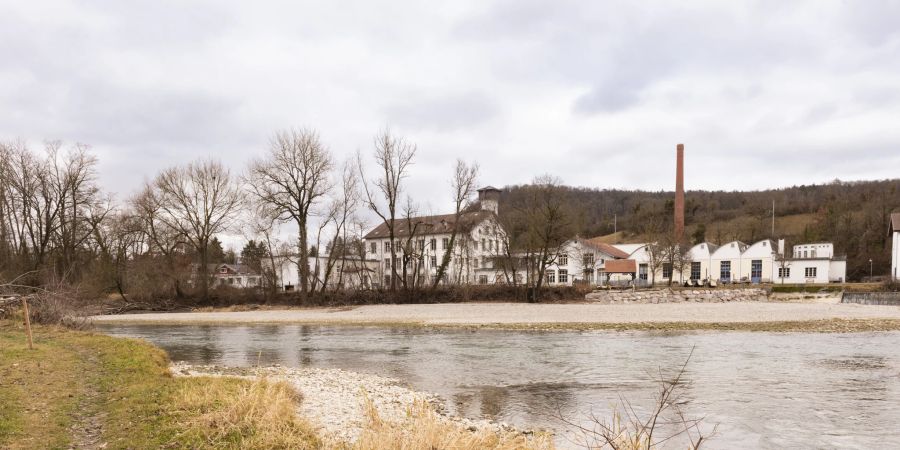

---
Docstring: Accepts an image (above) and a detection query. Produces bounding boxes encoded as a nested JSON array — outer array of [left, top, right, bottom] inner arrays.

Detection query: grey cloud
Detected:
[[384, 91, 500, 131]]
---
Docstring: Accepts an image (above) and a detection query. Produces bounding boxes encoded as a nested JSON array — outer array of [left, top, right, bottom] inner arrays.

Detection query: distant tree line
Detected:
[[500, 180, 900, 280]]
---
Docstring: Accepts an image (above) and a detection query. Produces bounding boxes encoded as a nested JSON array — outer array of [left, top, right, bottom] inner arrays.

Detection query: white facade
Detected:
[[542, 239, 630, 286], [894, 231, 899, 281], [365, 218, 507, 286], [892, 213, 900, 281], [710, 241, 749, 283], [607, 238, 846, 286], [793, 243, 834, 259], [774, 258, 846, 284], [270, 255, 378, 291]]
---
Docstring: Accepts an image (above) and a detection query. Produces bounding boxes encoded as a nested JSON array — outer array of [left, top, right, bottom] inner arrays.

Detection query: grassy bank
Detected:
[[0, 319, 551, 449], [0, 319, 321, 449]]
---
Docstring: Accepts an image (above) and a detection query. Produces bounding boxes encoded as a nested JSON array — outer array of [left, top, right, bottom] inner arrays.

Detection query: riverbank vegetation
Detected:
[[0, 319, 553, 449], [0, 318, 321, 449]]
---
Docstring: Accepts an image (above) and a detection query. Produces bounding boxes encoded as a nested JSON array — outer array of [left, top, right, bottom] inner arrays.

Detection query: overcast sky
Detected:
[[2, 0, 900, 216]]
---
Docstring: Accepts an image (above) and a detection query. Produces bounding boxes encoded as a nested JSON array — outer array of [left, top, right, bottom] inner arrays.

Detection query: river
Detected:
[[96, 324, 900, 449]]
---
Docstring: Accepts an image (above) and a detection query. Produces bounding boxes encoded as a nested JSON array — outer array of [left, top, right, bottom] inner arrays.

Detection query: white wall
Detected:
[[364, 216, 508, 286], [775, 259, 835, 284], [892, 232, 899, 281]]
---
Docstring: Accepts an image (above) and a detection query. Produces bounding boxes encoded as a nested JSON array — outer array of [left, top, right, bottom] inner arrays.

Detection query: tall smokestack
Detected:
[[675, 143, 685, 241]]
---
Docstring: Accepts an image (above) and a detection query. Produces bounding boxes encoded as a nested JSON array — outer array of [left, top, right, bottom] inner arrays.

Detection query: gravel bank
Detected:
[[171, 363, 521, 443], [93, 302, 900, 330]]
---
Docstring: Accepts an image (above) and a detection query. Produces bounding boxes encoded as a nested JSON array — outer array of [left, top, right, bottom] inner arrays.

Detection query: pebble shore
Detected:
[[171, 362, 525, 443]]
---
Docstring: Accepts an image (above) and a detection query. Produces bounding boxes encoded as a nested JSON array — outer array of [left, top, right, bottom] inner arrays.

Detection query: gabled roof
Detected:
[[584, 237, 631, 259], [363, 210, 497, 240], [892, 212, 900, 233]]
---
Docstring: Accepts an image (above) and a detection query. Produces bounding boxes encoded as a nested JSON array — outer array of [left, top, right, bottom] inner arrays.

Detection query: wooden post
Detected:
[[22, 297, 34, 350]]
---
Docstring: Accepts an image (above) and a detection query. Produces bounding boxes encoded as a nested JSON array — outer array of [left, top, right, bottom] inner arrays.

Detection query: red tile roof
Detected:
[[585, 237, 631, 259], [604, 259, 636, 273]]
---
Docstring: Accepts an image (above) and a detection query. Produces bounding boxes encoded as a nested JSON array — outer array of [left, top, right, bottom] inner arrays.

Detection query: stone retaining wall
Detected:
[[842, 292, 900, 306], [585, 288, 770, 304]]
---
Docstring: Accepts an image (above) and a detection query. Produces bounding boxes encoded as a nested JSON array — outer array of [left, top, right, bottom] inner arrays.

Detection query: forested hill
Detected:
[[499, 179, 900, 280]]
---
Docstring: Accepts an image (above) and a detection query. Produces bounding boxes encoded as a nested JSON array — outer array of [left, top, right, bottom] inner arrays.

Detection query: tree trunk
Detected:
[[200, 239, 210, 301], [298, 218, 309, 296]]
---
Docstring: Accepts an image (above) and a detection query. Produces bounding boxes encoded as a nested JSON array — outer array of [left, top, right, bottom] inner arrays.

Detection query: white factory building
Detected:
[[363, 187, 508, 287], [547, 238, 847, 287]]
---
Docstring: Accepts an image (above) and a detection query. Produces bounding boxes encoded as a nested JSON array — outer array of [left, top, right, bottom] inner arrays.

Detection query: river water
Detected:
[[96, 324, 900, 449]]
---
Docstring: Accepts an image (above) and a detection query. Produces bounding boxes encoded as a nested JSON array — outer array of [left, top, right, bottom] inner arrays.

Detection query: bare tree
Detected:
[[358, 130, 416, 291], [432, 159, 479, 288], [505, 175, 573, 299], [246, 129, 333, 297], [154, 159, 242, 301], [320, 160, 360, 292]]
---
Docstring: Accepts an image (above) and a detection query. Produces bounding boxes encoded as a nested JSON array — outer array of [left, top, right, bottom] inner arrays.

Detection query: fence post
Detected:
[[22, 297, 34, 350]]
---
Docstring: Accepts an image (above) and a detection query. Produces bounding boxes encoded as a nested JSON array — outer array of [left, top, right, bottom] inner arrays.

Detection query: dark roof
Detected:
[[585, 237, 631, 259], [477, 186, 501, 192], [892, 213, 900, 233], [363, 210, 497, 240]]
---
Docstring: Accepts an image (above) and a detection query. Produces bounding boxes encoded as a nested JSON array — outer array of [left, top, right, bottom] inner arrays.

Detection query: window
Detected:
[[584, 253, 594, 266], [384, 258, 390, 270], [384, 241, 391, 252], [473, 241, 479, 251], [430, 256, 437, 267], [638, 264, 648, 281], [478, 275, 489, 284], [811, 249, 817, 258], [558, 269, 568, 283], [370, 242, 376, 254], [691, 262, 701, 281], [558, 254, 568, 266], [442, 237, 450, 249], [662, 263, 673, 279], [720, 261, 731, 281], [546, 270, 556, 284], [803, 250, 808, 258], [430, 238, 436, 250], [418, 239, 425, 251], [805, 267, 817, 278], [751, 260, 762, 280], [585, 271, 594, 283], [779, 267, 790, 278], [482, 238, 486, 250]]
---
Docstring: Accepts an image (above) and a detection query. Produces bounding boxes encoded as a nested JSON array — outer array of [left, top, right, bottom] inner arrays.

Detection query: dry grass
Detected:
[[351, 397, 554, 450], [172, 376, 321, 449]]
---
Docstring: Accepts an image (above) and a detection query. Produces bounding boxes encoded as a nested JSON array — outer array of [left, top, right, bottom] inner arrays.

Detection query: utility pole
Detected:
[[614, 214, 617, 234]]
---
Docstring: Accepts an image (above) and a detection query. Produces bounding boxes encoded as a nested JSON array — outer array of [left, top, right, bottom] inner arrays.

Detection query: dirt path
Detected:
[[67, 347, 106, 450]]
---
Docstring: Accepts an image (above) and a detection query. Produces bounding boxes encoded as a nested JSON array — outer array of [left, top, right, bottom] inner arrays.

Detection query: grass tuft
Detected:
[[172, 376, 320, 449], [352, 397, 554, 450]]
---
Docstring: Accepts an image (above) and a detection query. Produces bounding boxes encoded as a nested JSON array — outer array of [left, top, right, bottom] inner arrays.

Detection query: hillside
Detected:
[[499, 179, 900, 281]]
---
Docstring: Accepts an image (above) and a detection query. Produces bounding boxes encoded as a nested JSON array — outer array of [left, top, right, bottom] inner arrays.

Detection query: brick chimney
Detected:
[[675, 144, 685, 240]]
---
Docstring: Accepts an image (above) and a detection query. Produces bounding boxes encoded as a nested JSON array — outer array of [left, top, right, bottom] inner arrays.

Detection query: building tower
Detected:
[[477, 186, 501, 215], [675, 144, 685, 240]]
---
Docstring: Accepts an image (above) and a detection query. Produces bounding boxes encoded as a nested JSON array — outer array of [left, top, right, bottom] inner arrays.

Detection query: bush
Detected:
[[103, 284, 592, 312]]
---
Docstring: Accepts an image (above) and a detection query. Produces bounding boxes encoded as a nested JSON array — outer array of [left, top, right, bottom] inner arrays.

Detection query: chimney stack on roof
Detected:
[[675, 144, 685, 241]]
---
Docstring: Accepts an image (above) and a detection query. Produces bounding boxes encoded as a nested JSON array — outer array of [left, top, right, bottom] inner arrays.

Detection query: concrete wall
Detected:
[[842, 292, 900, 306], [585, 288, 769, 304]]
